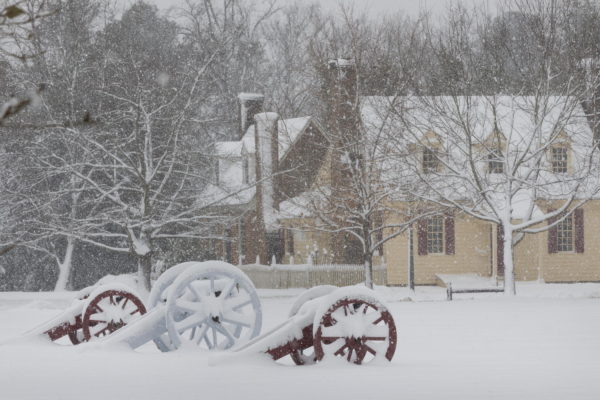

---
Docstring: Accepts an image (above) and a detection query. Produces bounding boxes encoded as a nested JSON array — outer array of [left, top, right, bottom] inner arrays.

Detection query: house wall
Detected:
[[385, 212, 491, 285], [513, 232, 541, 281], [536, 201, 600, 282], [277, 218, 383, 267], [279, 218, 337, 265], [384, 201, 600, 285]]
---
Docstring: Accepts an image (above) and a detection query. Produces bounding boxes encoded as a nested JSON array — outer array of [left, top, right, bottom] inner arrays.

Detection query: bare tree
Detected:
[[0, 0, 58, 124], [386, 0, 600, 295], [293, 6, 436, 289]]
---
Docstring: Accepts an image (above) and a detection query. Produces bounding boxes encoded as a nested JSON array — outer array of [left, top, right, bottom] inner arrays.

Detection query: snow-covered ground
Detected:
[[1, 283, 599, 400]]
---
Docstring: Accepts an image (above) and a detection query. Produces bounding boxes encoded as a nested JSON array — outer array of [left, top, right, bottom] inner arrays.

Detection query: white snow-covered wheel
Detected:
[[81, 283, 147, 342], [312, 287, 397, 364], [164, 261, 262, 351], [148, 262, 197, 351], [148, 262, 198, 307]]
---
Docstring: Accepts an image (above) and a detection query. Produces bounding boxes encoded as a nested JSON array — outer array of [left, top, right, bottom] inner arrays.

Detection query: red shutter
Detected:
[[497, 224, 504, 275], [287, 229, 295, 254], [575, 208, 584, 253], [547, 209, 557, 254], [445, 213, 455, 255], [417, 219, 428, 256]]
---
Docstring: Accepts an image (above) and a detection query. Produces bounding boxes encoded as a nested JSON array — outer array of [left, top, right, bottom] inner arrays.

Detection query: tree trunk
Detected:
[[138, 253, 153, 291], [54, 238, 75, 291], [407, 226, 415, 291], [364, 252, 373, 289], [503, 227, 516, 296]]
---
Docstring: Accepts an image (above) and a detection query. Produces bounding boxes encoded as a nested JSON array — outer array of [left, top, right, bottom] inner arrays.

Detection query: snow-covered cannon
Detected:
[[24, 276, 147, 344], [229, 285, 397, 365], [100, 261, 262, 352]]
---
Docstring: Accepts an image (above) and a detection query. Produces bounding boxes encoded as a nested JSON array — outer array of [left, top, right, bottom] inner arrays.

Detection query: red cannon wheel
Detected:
[[313, 295, 397, 365], [82, 287, 147, 341], [288, 285, 337, 365], [68, 325, 84, 345]]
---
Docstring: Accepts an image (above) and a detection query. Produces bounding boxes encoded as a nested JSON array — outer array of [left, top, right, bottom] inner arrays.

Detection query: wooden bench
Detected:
[[446, 283, 504, 301]]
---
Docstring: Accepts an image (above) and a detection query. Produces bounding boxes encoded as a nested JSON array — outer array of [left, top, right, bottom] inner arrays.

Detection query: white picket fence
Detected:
[[238, 263, 387, 289]]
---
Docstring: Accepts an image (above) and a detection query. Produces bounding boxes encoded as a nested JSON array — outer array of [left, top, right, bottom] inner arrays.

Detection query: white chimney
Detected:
[[254, 112, 279, 232]]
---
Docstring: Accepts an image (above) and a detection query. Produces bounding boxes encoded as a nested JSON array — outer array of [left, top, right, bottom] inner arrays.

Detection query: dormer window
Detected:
[[487, 149, 503, 174], [422, 147, 439, 173], [551, 146, 568, 173]]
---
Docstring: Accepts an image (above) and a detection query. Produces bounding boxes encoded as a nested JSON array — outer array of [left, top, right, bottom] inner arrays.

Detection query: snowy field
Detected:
[[1, 283, 599, 400]]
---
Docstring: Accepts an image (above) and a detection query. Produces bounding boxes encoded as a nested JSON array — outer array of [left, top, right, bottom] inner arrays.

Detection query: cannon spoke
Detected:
[[333, 343, 349, 356], [355, 345, 368, 364], [227, 293, 253, 311], [201, 328, 213, 348], [174, 298, 203, 314], [174, 313, 208, 333], [212, 326, 218, 347], [212, 321, 236, 349], [186, 283, 205, 301], [221, 310, 254, 328], [222, 280, 237, 299], [364, 344, 377, 356]]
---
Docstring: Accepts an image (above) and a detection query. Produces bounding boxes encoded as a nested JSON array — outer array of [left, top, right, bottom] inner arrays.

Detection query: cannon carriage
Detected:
[[23, 261, 397, 366], [24, 277, 147, 344], [231, 284, 397, 365]]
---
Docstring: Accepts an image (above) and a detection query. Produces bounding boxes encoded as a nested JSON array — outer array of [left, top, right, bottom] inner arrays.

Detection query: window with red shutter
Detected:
[[497, 224, 504, 275], [426, 216, 444, 254], [575, 208, 584, 253], [547, 210, 558, 254], [286, 228, 295, 254], [556, 215, 574, 252], [444, 213, 455, 255], [417, 219, 428, 256]]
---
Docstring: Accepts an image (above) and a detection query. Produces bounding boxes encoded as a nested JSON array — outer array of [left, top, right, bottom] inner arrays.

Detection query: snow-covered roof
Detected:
[[360, 95, 600, 220], [241, 116, 312, 160], [361, 95, 592, 148], [208, 116, 314, 207], [278, 186, 334, 219], [215, 141, 243, 157], [238, 92, 264, 101], [198, 182, 256, 208]]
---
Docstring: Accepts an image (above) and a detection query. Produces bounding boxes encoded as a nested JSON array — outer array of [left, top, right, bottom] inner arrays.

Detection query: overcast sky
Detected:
[[147, 0, 500, 18]]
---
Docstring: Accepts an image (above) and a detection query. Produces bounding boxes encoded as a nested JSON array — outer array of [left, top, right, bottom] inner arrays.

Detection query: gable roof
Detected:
[[240, 116, 312, 161], [360, 95, 599, 216], [361, 95, 592, 149], [207, 116, 316, 207]]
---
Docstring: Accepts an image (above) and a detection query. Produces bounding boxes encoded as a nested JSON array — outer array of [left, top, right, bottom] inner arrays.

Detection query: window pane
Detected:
[[556, 215, 573, 252], [427, 215, 444, 254], [551, 147, 568, 173], [423, 148, 439, 173]]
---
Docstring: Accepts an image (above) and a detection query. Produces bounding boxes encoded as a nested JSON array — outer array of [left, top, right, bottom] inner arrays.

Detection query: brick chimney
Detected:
[[579, 58, 600, 143], [323, 58, 363, 264], [238, 93, 264, 139], [254, 112, 283, 264], [325, 59, 361, 192]]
